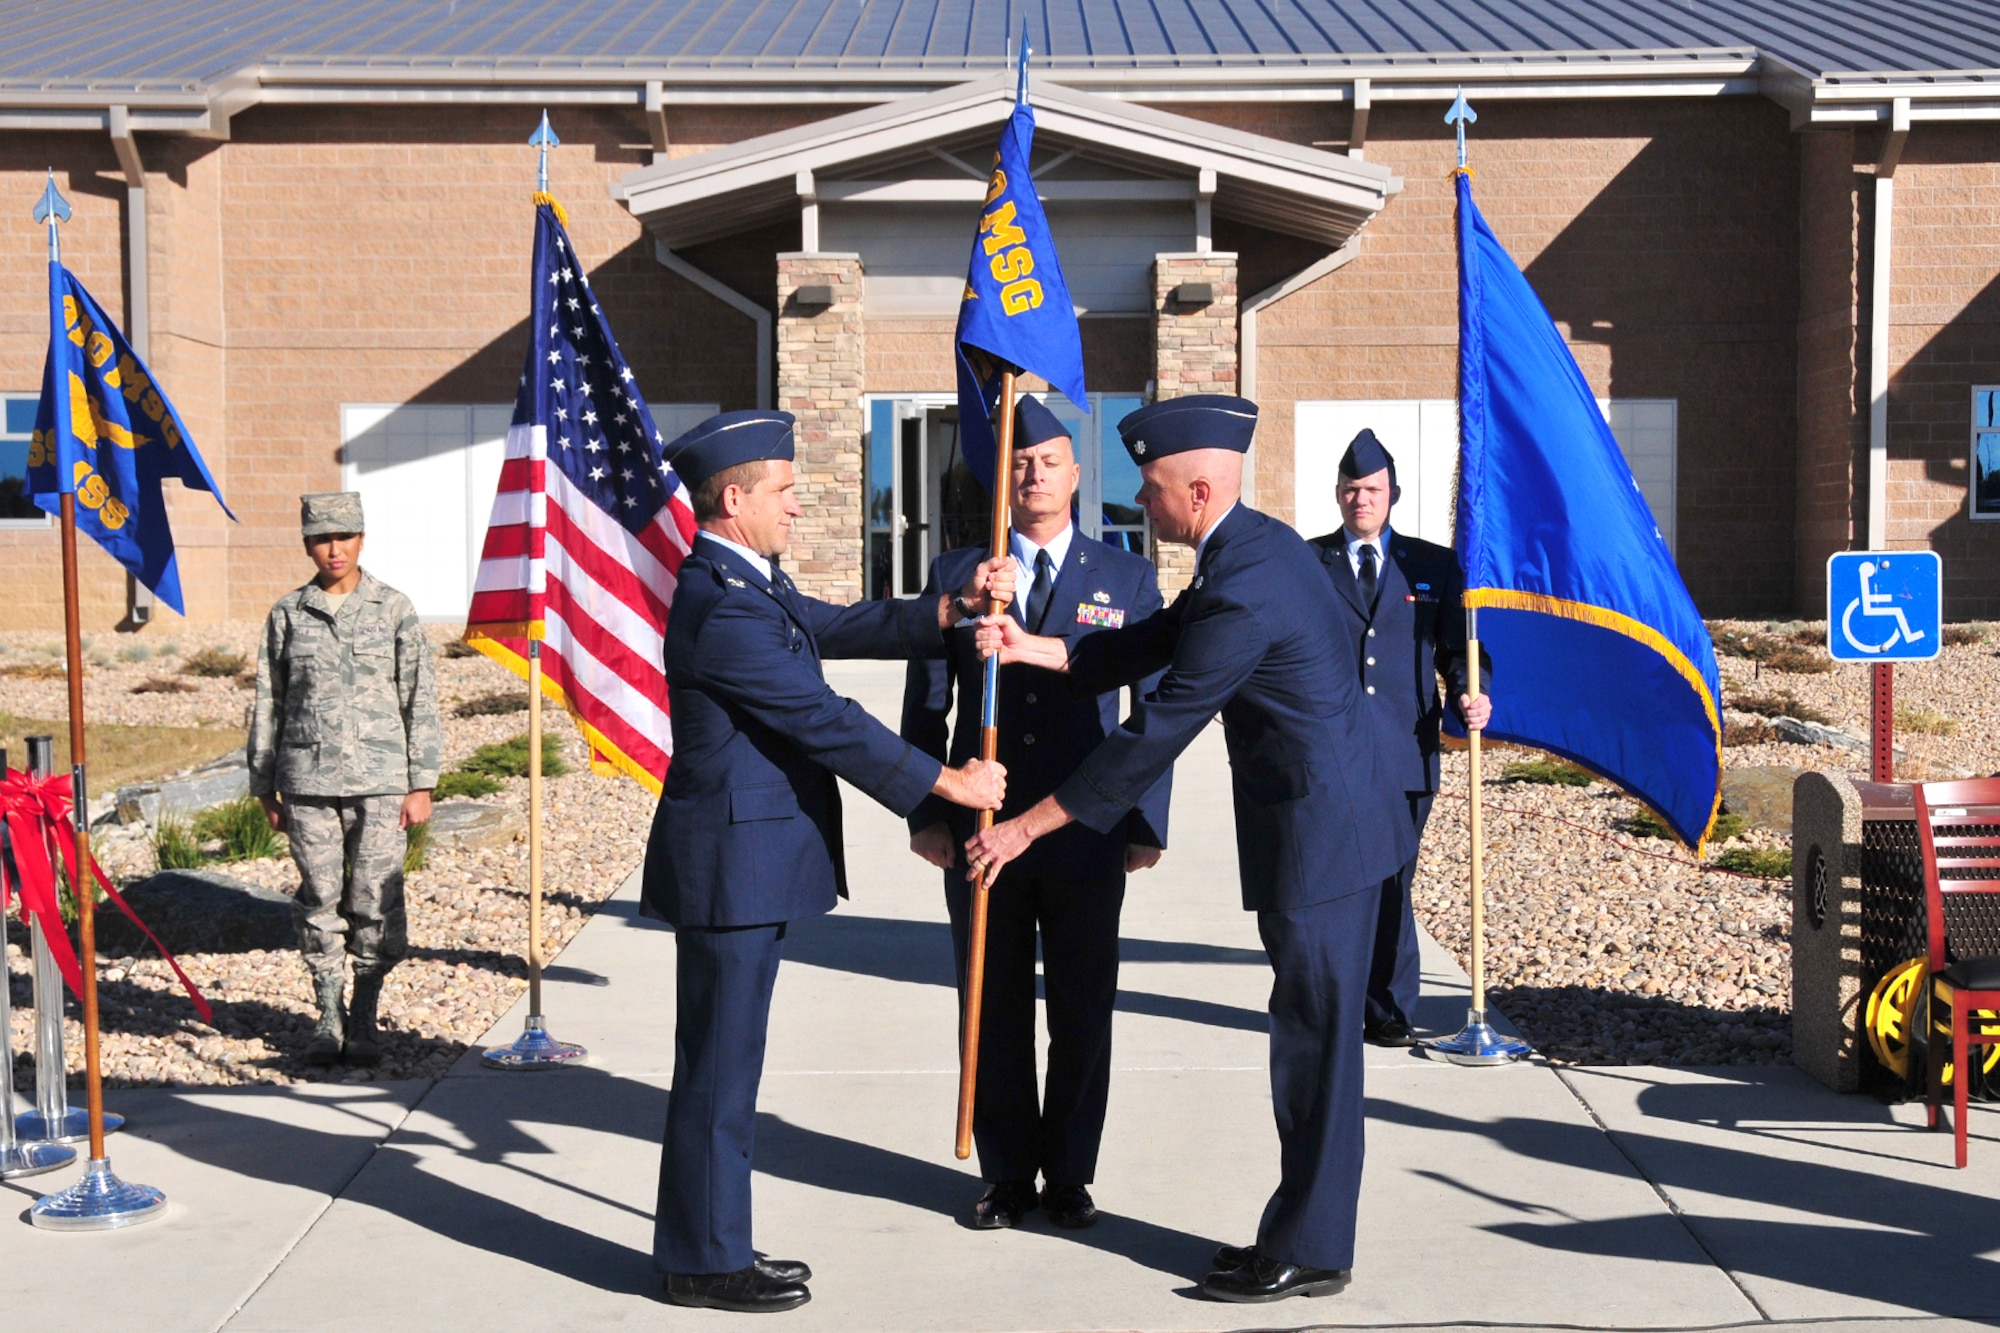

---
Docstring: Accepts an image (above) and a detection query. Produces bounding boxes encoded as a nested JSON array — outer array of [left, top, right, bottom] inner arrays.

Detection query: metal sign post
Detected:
[[1826, 550, 1942, 783]]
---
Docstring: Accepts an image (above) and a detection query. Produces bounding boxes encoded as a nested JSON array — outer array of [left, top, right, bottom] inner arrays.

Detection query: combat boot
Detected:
[[344, 965, 388, 1067], [304, 967, 346, 1067]]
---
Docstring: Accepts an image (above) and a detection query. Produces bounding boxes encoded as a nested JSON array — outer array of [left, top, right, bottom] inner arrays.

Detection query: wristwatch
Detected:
[[950, 594, 982, 622]]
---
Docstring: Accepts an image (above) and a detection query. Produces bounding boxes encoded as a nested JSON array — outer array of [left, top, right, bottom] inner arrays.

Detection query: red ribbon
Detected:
[[0, 768, 212, 1024]]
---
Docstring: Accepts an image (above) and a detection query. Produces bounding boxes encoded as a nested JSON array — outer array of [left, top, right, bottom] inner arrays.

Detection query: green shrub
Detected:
[[1896, 707, 1959, 736], [193, 797, 285, 862], [1725, 719, 1776, 747], [131, 676, 197, 695], [181, 646, 248, 678], [116, 643, 154, 663], [1623, 808, 1745, 843], [403, 820, 431, 873], [454, 690, 529, 718], [1728, 690, 1831, 725], [1712, 846, 1792, 878], [458, 733, 568, 780], [152, 812, 204, 871], [1943, 623, 1990, 647], [1762, 643, 1834, 674], [435, 771, 503, 800], [1503, 757, 1593, 787]]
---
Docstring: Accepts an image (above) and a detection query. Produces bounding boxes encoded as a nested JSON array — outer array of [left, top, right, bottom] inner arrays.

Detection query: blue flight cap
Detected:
[[1014, 395, 1071, 449], [1339, 428, 1398, 488], [665, 411, 796, 489], [1115, 395, 1258, 465]]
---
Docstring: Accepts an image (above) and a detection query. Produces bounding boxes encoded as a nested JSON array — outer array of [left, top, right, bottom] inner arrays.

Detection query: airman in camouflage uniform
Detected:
[[249, 491, 440, 1068]]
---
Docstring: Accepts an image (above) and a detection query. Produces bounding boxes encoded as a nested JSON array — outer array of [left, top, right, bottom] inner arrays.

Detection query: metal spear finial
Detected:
[[1015, 18, 1032, 106], [530, 111, 560, 195], [33, 170, 70, 264], [1445, 88, 1477, 170]]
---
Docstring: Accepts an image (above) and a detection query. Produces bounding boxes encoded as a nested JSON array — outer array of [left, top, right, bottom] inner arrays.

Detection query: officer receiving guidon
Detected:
[[901, 395, 1172, 1232]]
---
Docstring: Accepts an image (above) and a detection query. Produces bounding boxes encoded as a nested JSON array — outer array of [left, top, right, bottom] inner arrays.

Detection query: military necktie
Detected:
[[1358, 542, 1380, 612], [1026, 549, 1056, 632]]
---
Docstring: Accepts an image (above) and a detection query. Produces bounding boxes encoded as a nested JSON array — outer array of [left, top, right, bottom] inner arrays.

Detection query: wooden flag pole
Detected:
[[1430, 606, 1528, 1066], [956, 370, 1018, 1160], [28, 173, 165, 1229]]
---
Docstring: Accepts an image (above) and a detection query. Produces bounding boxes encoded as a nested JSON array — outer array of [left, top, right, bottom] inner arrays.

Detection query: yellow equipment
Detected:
[[1867, 957, 2000, 1086]]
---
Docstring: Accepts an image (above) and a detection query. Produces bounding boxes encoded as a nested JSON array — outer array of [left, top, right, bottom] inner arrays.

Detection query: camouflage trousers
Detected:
[[286, 794, 409, 973]]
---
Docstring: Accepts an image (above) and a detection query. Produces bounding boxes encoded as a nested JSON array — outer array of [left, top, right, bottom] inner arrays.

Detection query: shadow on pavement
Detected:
[[1374, 1080, 2000, 1319]]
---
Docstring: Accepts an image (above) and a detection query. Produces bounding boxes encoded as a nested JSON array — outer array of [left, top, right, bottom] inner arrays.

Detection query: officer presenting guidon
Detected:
[[1309, 430, 1491, 1047], [970, 396, 1413, 1304], [641, 411, 1012, 1315], [248, 492, 441, 1070], [901, 395, 1172, 1233]]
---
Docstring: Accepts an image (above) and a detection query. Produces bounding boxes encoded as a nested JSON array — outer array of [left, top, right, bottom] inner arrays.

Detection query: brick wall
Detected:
[[1237, 98, 1802, 617], [1153, 252, 1240, 593], [1795, 130, 1863, 613], [778, 253, 866, 603], [1877, 124, 2000, 618]]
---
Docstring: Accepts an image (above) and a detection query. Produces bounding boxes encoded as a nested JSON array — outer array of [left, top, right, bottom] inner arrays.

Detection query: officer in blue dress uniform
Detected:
[[642, 410, 1013, 1313], [967, 395, 1413, 1305], [901, 396, 1172, 1232], [1308, 430, 1491, 1046]]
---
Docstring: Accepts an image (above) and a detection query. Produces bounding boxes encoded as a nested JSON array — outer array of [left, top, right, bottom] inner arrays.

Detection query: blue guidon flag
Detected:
[[28, 262, 233, 613], [1452, 169, 1724, 849], [953, 45, 1087, 490]]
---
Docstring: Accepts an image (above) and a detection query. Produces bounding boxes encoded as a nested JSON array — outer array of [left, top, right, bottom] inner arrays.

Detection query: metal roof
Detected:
[[0, 0, 1994, 93]]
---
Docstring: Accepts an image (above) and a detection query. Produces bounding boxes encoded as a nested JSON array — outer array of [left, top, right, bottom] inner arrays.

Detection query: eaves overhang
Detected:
[[614, 72, 1401, 252]]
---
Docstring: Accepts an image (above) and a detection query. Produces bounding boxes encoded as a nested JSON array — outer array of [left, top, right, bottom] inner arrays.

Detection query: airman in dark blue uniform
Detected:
[[966, 395, 1413, 1305], [901, 397, 1171, 1231], [641, 411, 1012, 1314], [1308, 430, 1491, 1047]]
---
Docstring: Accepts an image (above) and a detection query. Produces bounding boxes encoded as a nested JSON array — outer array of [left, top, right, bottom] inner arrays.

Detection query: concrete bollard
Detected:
[[1790, 771, 1866, 1092]]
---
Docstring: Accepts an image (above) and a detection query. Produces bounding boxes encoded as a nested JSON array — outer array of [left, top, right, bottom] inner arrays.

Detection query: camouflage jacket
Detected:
[[248, 572, 441, 799]]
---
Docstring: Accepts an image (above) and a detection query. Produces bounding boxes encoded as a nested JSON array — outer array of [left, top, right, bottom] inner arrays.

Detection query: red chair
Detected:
[[1914, 777, 2000, 1167]]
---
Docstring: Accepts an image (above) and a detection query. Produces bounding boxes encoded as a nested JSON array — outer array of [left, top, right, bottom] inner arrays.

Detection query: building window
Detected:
[[1293, 397, 1678, 555], [340, 401, 714, 618], [864, 392, 1150, 598], [0, 394, 52, 527], [1973, 387, 2000, 522]]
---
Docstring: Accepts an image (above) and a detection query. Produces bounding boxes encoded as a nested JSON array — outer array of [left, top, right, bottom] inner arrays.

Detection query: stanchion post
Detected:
[[1871, 662, 1895, 783], [0, 744, 77, 1180], [15, 734, 121, 1144], [1429, 606, 1531, 1067]]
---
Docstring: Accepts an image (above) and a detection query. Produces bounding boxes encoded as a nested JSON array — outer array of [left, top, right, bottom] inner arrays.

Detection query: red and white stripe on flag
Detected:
[[465, 422, 696, 796]]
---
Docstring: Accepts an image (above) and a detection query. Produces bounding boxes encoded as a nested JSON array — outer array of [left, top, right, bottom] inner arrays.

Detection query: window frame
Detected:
[[0, 391, 53, 529], [1972, 386, 2000, 523]]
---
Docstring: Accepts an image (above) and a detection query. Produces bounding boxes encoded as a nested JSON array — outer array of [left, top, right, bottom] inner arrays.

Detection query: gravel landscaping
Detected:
[[5, 615, 1996, 1088], [4, 625, 654, 1090], [1413, 619, 2000, 1067]]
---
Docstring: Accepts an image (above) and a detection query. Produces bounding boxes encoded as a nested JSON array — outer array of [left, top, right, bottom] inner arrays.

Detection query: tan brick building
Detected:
[[1, 3, 1996, 628]]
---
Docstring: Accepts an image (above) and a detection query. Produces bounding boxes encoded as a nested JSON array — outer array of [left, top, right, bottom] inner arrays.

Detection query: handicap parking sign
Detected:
[[1825, 551, 1942, 662]]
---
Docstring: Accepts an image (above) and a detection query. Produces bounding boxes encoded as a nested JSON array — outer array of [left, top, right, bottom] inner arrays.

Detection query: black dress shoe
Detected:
[[753, 1255, 812, 1284], [1364, 1014, 1418, 1047], [1213, 1242, 1255, 1270], [1042, 1183, 1098, 1229], [662, 1265, 810, 1312], [972, 1180, 1039, 1229], [1202, 1253, 1352, 1303]]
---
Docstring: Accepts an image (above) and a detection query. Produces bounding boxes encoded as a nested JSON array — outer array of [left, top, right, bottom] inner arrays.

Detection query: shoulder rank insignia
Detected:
[[1092, 590, 1111, 604], [1193, 575, 1205, 590], [725, 576, 747, 588], [1076, 602, 1125, 628]]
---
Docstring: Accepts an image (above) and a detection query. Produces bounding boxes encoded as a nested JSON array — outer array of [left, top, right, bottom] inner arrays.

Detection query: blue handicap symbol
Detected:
[[1824, 550, 1942, 663]]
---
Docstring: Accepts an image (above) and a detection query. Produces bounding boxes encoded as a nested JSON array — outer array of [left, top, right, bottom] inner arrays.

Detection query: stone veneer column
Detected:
[[776, 253, 865, 603], [1151, 252, 1240, 595]]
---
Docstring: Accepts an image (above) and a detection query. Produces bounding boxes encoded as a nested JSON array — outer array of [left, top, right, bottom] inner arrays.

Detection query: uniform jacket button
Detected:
[[1022, 733, 1036, 745], [1367, 627, 1377, 638], [1367, 656, 1376, 666], [1024, 692, 1038, 705], [1366, 685, 1376, 695]]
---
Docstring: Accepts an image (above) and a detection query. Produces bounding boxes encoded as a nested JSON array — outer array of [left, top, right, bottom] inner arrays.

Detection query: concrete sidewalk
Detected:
[[4, 661, 1997, 1332]]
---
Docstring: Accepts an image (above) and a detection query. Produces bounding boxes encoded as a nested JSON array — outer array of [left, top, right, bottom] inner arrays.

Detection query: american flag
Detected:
[[464, 195, 696, 795]]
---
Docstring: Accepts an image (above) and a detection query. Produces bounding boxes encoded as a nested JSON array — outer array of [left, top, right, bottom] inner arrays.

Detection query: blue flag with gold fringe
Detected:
[[27, 263, 232, 615], [954, 69, 1087, 489], [1453, 170, 1723, 847]]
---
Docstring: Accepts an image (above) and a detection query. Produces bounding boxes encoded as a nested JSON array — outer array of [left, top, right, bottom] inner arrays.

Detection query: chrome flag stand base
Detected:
[[0, 1138, 75, 1180], [16, 1107, 123, 1144], [31, 1157, 165, 1230], [482, 1015, 586, 1070], [1430, 1009, 1532, 1067]]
